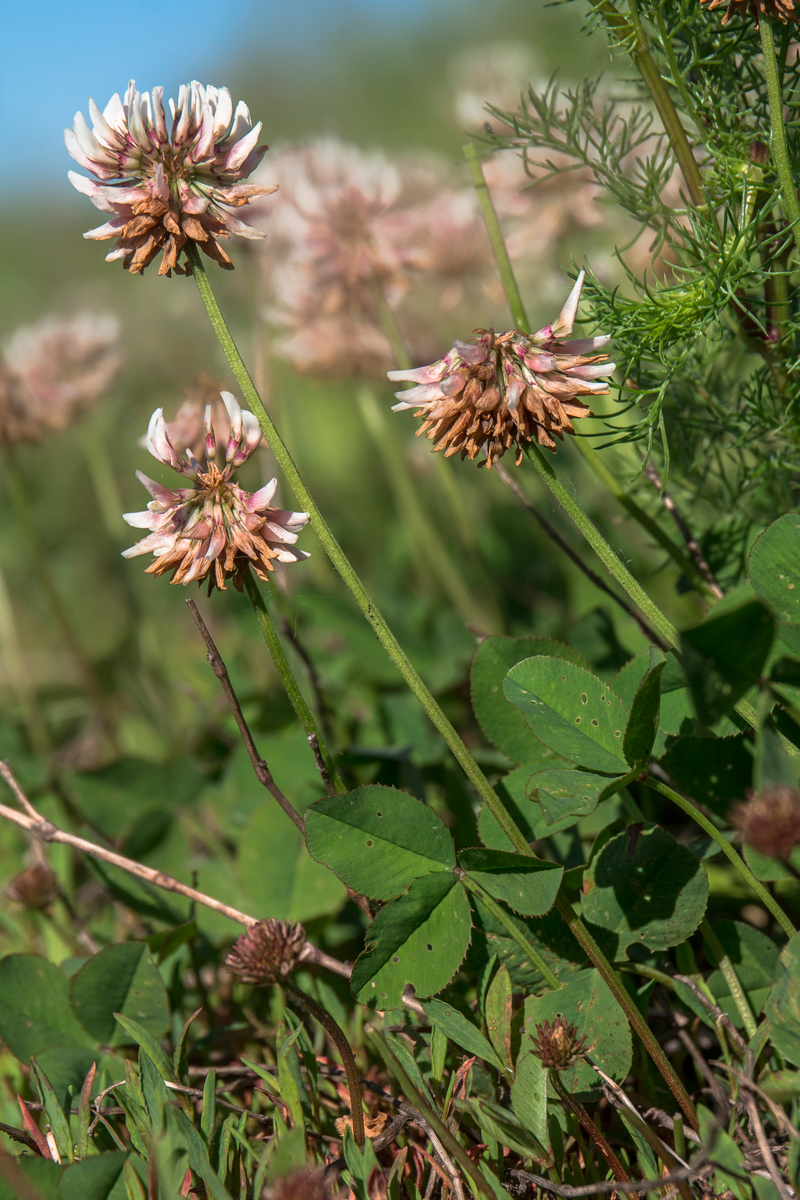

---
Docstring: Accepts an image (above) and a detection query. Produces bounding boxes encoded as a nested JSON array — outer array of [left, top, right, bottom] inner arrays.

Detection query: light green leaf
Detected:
[[459, 847, 562, 917], [420, 998, 504, 1072], [748, 514, 800, 623]]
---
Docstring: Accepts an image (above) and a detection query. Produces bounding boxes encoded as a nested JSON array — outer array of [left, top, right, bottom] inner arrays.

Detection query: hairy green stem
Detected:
[[643, 776, 796, 938], [284, 981, 365, 1147], [367, 1030, 494, 1200], [760, 16, 800, 256], [243, 572, 346, 793], [190, 249, 531, 856], [555, 894, 698, 1129], [700, 919, 757, 1040], [460, 873, 561, 989]]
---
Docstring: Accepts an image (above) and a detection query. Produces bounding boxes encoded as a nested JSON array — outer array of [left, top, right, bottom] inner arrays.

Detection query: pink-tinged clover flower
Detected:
[[388, 272, 614, 468], [66, 81, 277, 276], [123, 392, 309, 592]]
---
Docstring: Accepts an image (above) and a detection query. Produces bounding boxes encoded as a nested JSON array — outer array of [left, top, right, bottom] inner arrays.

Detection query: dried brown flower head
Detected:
[[701, 0, 795, 24], [389, 272, 614, 467], [262, 1169, 332, 1200], [0, 313, 120, 444], [529, 1015, 589, 1071], [6, 865, 59, 910], [123, 392, 309, 592], [226, 918, 306, 985], [66, 81, 276, 275], [731, 786, 800, 860]]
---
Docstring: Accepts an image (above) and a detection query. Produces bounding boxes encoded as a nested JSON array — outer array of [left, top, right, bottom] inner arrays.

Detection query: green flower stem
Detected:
[[642, 776, 796, 939], [464, 144, 528, 331], [570, 439, 715, 599], [554, 893, 698, 1130], [367, 1030, 494, 1200], [460, 873, 561, 989], [284, 980, 365, 1147], [760, 16, 800, 257], [525, 443, 681, 650], [355, 387, 496, 631], [190, 250, 531, 857], [243, 571, 346, 794], [700, 919, 757, 1041]]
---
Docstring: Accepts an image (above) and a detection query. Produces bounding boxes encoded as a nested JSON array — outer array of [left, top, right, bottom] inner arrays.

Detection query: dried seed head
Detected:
[[262, 1169, 332, 1200], [700, 0, 795, 24], [6, 865, 60, 910], [66, 81, 276, 275], [731, 786, 800, 860], [529, 1015, 589, 1070], [388, 272, 614, 467], [122, 391, 309, 592], [226, 918, 306, 985]]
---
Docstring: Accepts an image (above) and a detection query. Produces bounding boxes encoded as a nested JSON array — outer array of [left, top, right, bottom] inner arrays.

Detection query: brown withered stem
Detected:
[[642, 462, 723, 600], [0, 760, 349, 980], [186, 598, 305, 832], [549, 1071, 640, 1198], [283, 982, 366, 1149], [495, 463, 667, 647]]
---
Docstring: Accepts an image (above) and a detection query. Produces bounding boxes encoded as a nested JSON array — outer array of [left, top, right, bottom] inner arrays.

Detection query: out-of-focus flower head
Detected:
[[226, 918, 306, 985], [0, 313, 120, 444], [163, 371, 239, 461], [389, 272, 614, 467], [65, 81, 276, 276], [731, 786, 800, 860], [123, 391, 309, 592], [449, 42, 546, 135], [701, 0, 795, 23]]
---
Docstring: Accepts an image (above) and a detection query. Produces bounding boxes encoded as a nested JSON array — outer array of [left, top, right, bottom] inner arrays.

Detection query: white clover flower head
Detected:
[[123, 391, 309, 591], [388, 272, 615, 467], [65, 81, 277, 275]]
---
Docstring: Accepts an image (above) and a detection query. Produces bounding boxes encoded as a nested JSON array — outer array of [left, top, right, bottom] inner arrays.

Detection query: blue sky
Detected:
[[2, 0, 432, 196]]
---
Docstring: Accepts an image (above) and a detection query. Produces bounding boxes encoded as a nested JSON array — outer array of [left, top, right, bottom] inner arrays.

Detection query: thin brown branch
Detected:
[[550, 1071, 639, 1197], [279, 615, 336, 744], [676, 1028, 730, 1118], [710, 1061, 799, 1139], [496, 462, 667, 648], [307, 733, 336, 798], [0, 761, 350, 981], [186, 599, 305, 833], [741, 1092, 794, 1200], [643, 463, 723, 599], [510, 1161, 711, 1198], [672, 975, 748, 1054]]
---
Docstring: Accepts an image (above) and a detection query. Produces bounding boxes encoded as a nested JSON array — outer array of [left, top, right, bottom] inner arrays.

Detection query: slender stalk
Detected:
[[356, 386, 495, 630], [243, 572, 346, 793], [760, 16, 800, 256], [525, 444, 681, 649], [460, 873, 561, 989], [699, 920, 757, 1041], [643, 776, 796, 938], [284, 981, 365, 1147], [555, 894, 698, 1129], [464, 144, 528, 331], [549, 1072, 638, 1195], [189, 249, 532, 857]]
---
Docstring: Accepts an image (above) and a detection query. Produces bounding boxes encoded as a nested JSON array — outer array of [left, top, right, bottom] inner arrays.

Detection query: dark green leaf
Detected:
[[305, 785, 455, 900], [239, 800, 345, 921], [510, 1054, 549, 1154], [472, 637, 587, 763], [478, 766, 590, 850], [529, 768, 628, 827], [351, 874, 471, 1008], [113, 1014, 176, 1082], [485, 964, 513, 1072], [706, 922, 780, 1030], [623, 648, 665, 767], [459, 847, 562, 916], [0, 1159, 61, 1200], [522, 969, 632, 1094], [31, 1058, 73, 1163], [661, 736, 753, 817], [58, 1153, 128, 1200], [0, 955, 94, 1061], [419, 998, 504, 1072], [765, 932, 800, 1066], [680, 600, 775, 726], [748, 514, 800, 623], [70, 944, 169, 1047], [581, 827, 708, 954], [504, 657, 630, 773], [697, 1105, 749, 1200]]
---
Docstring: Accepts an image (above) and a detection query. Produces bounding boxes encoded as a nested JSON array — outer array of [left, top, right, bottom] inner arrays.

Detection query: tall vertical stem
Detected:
[[760, 16, 800, 256]]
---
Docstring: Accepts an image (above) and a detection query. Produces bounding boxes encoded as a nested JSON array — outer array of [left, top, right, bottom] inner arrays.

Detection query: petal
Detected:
[[245, 480, 278, 511]]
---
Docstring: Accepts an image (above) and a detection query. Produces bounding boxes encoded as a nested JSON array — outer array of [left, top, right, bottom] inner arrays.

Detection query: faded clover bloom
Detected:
[[0, 313, 120, 444], [388, 272, 614, 467], [701, 0, 795, 23], [529, 1016, 589, 1070], [66, 81, 276, 275], [123, 391, 309, 592], [226, 919, 306, 985], [732, 786, 800, 860]]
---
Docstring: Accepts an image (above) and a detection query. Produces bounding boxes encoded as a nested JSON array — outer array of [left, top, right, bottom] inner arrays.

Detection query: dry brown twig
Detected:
[[643, 461, 723, 599], [0, 760, 349, 980], [741, 1091, 794, 1200]]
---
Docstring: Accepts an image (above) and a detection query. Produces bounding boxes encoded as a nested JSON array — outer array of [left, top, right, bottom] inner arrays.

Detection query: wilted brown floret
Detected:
[[701, 0, 795, 25], [6, 865, 59, 910], [262, 1168, 332, 1200], [226, 919, 306, 984], [731, 786, 800, 860], [530, 1015, 589, 1070]]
